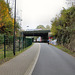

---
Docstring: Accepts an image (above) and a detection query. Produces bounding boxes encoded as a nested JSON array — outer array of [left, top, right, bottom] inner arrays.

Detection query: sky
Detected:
[[8, 0, 67, 30]]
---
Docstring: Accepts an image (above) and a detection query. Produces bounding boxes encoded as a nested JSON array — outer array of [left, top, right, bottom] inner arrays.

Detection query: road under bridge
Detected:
[[21, 30, 50, 42]]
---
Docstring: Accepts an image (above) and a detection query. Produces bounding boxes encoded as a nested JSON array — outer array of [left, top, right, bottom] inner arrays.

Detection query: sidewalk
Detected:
[[0, 43, 40, 75]]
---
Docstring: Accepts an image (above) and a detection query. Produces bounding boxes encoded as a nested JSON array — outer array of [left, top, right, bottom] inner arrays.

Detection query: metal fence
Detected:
[[0, 35, 32, 59]]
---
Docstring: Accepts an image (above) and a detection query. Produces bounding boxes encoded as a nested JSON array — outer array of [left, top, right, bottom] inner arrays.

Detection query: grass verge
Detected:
[[0, 43, 34, 65], [50, 44, 75, 57]]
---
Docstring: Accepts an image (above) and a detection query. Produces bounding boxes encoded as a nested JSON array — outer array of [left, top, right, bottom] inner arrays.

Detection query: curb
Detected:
[[24, 44, 40, 75]]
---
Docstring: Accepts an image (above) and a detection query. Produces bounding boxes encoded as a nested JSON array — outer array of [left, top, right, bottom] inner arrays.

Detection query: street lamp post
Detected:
[[13, 0, 16, 55]]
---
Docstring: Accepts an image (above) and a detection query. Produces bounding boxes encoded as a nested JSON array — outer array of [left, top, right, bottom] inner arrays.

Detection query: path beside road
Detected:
[[0, 43, 40, 75]]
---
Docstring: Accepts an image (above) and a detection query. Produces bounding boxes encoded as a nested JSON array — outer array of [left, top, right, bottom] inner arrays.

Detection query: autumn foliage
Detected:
[[0, 0, 20, 35]]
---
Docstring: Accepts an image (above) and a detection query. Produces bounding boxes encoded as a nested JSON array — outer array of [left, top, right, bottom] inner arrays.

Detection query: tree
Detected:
[[51, 7, 75, 46], [0, 0, 20, 35], [0, 0, 14, 34], [66, 0, 75, 7], [36, 25, 50, 30], [46, 25, 50, 30], [36, 25, 46, 30]]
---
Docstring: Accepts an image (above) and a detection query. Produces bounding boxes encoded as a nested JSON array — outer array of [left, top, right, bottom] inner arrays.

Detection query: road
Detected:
[[32, 43, 75, 75], [0, 43, 40, 75]]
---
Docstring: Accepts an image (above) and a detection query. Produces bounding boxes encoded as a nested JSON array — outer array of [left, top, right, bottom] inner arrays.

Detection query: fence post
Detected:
[[23, 37, 25, 48], [25, 38, 26, 48], [19, 37, 20, 51], [4, 35, 6, 58], [23, 37, 24, 49], [24, 38, 25, 48]]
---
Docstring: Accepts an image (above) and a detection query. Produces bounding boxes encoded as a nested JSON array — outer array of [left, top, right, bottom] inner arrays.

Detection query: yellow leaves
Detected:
[[0, 18, 2, 21], [0, 0, 14, 28], [0, 0, 9, 17], [0, 0, 15, 34], [0, 0, 20, 35], [0, 23, 4, 29]]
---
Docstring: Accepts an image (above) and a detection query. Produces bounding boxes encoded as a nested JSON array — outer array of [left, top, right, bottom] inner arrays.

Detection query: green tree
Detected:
[[46, 25, 50, 30], [36, 25, 46, 30], [51, 7, 75, 46]]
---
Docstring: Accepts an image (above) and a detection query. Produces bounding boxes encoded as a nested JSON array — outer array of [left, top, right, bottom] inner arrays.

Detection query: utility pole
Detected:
[[13, 0, 16, 55]]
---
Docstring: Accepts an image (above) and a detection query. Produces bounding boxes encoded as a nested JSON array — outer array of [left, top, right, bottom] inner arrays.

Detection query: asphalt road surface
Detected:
[[32, 43, 75, 75]]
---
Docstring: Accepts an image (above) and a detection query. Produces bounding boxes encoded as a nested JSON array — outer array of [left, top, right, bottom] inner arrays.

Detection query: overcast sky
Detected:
[[9, 0, 67, 30]]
